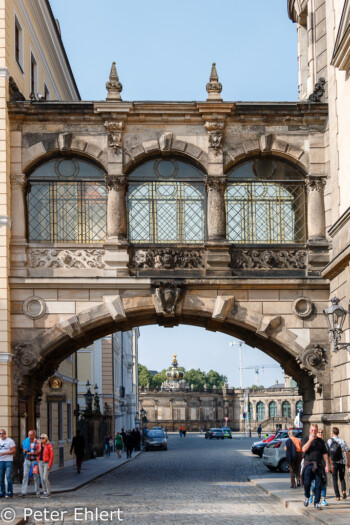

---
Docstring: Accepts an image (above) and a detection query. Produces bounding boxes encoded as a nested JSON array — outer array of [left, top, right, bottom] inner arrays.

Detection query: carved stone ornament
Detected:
[[305, 177, 327, 192], [104, 120, 125, 152], [154, 282, 183, 316], [205, 176, 226, 192], [23, 296, 46, 320], [296, 344, 327, 376], [10, 174, 27, 189], [206, 62, 222, 101], [292, 297, 314, 319], [231, 249, 307, 270], [29, 249, 105, 269], [204, 122, 224, 155], [105, 175, 128, 192], [106, 62, 123, 101], [12, 343, 40, 388], [131, 248, 204, 270], [308, 78, 326, 102]]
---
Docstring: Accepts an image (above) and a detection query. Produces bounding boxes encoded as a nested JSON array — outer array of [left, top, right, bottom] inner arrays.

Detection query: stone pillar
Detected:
[[305, 176, 327, 241], [105, 175, 128, 240], [10, 174, 27, 241], [205, 177, 227, 241]]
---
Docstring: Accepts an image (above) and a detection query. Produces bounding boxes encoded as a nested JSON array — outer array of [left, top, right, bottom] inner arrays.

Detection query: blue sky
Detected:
[[50, 0, 298, 387]]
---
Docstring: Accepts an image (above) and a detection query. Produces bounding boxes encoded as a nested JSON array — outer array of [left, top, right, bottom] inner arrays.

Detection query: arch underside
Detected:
[[19, 296, 314, 396]]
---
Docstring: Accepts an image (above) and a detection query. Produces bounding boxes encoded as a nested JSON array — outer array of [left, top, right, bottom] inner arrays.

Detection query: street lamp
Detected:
[[323, 297, 350, 353], [229, 341, 243, 389]]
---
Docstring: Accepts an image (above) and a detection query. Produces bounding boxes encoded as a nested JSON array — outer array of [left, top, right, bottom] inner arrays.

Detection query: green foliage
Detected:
[[152, 369, 167, 388], [139, 364, 229, 390], [138, 364, 153, 388], [249, 384, 265, 390], [184, 368, 206, 389], [205, 369, 228, 388]]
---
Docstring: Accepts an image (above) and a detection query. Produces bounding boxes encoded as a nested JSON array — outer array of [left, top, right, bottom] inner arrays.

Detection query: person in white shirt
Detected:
[[327, 426, 350, 500], [0, 429, 16, 498]]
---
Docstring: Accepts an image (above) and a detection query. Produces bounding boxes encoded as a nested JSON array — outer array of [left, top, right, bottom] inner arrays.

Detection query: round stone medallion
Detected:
[[23, 296, 46, 320], [292, 297, 314, 319]]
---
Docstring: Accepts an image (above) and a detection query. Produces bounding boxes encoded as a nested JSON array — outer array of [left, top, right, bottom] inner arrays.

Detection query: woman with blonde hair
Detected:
[[38, 433, 54, 498]]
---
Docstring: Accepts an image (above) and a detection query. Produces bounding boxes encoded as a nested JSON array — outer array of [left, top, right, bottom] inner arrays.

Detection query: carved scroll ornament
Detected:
[[105, 175, 128, 192], [205, 176, 226, 192], [12, 343, 40, 388], [296, 344, 327, 374], [204, 122, 224, 156], [131, 248, 204, 270], [305, 177, 327, 192], [231, 249, 307, 270], [104, 120, 125, 152], [29, 249, 105, 269]]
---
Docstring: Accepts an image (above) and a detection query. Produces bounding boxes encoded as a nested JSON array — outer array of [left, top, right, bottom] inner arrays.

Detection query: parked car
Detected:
[[144, 430, 168, 451], [262, 429, 303, 472], [151, 426, 163, 431], [222, 427, 232, 438], [205, 428, 225, 439]]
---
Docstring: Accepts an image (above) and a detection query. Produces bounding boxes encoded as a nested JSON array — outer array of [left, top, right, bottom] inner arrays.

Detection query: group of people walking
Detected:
[[285, 425, 350, 510], [113, 429, 141, 459], [179, 426, 187, 437]]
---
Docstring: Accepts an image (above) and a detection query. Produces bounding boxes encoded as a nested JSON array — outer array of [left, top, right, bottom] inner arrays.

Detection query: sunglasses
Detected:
[[39, 436, 45, 439], [0, 432, 5, 435]]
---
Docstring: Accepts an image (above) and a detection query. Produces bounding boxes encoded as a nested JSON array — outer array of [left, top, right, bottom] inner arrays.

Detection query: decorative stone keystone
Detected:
[[104, 295, 126, 321], [104, 120, 125, 153], [204, 121, 224, 156], [106, 62, 123, 101], [206, 63, 222, 101], [212, 296, 235, 321]]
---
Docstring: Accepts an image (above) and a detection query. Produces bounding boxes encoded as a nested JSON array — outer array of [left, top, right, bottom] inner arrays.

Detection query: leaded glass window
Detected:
[[269, 401, 277, 418], [127, 159, 205, 243], [257, 401, 265, 421], [226, 158, 306, 244], [28, 159, 107, 243]]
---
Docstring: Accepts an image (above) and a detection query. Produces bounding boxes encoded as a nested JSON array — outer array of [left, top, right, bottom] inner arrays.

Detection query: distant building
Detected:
[[139, 357, 302, 431]]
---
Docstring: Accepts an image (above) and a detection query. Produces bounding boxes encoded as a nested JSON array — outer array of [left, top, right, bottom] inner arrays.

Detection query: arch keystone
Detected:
[[212, 295, 235, 321], [57, 315, 83, 340], [104, 295, 126, 321]]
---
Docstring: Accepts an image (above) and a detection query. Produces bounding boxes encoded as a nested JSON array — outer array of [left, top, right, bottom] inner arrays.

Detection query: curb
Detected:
[[248, 477, 335, 525]]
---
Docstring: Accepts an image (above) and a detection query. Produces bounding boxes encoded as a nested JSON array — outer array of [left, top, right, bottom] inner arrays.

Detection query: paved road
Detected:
[[6, 433, 310, 525]]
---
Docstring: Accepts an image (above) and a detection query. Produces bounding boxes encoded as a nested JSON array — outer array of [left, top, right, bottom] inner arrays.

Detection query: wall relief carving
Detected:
[[29, 249, 106, 269], [231, 249, 307, 269], [12, 343, 40, 389], [204, 122, 224, 156], [153, 282, 183, 316], [296, 344, 327, 394], [292, 297, 314, 319], [131, 248, 205, 271], [23, 296, 46, 320]]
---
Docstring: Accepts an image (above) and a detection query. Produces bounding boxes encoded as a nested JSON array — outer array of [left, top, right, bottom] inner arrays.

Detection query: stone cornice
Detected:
[[328, 206, 350, 238], [322, 243, 350, 280]]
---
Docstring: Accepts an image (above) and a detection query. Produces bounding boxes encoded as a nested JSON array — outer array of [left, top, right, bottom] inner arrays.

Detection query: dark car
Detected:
[[144, 430, 167, 451], [251, 434, 276, 457], [205, 428, 224, 439]]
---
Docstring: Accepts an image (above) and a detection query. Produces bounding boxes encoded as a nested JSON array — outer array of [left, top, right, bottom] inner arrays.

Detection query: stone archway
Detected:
[[11, 284, 330, 440]]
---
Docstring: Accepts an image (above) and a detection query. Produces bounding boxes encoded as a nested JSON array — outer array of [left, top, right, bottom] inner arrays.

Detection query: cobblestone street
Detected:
[[3, 433, 313, 525]]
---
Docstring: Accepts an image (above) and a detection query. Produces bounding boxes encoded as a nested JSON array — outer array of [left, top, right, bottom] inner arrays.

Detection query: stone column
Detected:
[[205, 176, 227, 241], [105, 175, 128, 240], [10, 174, 27, 241], [305, 176, 327, 241]]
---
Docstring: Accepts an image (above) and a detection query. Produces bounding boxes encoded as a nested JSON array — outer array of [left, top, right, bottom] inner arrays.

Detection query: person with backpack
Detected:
[[285, 430, 302, 488], [327, 426, 350, 500]]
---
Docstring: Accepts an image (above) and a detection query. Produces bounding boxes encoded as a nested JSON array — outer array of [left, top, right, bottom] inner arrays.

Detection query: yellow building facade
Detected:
[[0, 0, 79, 468]]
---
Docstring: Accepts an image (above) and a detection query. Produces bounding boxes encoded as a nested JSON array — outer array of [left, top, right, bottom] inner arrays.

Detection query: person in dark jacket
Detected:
[[284, 430, 302, 488], [70, 430, 85, 473], [301, 424, 329, 510], [124, 431, 133, 459]]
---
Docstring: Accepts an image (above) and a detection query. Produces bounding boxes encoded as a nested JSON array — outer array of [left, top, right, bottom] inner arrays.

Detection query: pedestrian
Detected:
[[309, 429, 329, 506], [179, 426, 183, 438], [200, 426, 203, 434], [301, 423, 329, 510], [165, 426, 168, 438], [183, 426, 187, 438], [0, 428, 16, 498], [124, 430, 133, 459], [70, 430, 85, 473], [327, 426, 350, 501], [104, 432, 111, 457], [284, 430, 302, 488], [38, 433, 53, 499], [115, 432, 123, 459], [21, 429, 41, 498], [121, 428, 127, 451], [134, 428, 141, 451], [257, 425, 262, 439]]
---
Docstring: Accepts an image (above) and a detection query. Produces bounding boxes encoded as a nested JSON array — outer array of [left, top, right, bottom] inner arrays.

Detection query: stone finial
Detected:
[[106, 62, 123, 101], [206, 62, 222, 101]]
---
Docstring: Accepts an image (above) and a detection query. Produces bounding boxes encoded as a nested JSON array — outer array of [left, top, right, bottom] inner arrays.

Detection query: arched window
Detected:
[[27, 158, 106, 243], [296, 400, 303, 413], [257, 401, 265, 421], [127, 158, 205, 243], [226, 158, 306, 243], [282, 401, 291, 418], [269, 401, 277, 418], [248, 402, 253, 421]]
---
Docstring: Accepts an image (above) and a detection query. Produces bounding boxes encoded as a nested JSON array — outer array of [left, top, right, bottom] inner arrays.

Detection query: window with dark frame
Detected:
[[30, 53, 37, 95], [44, 84, 50, 100], [15, 16, 23, 71]]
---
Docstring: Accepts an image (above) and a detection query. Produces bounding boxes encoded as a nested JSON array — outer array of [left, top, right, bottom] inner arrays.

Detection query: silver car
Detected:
[[262, 430, 302, 473]]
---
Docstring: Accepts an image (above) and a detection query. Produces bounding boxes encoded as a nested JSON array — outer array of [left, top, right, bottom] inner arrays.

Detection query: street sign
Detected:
[[243, 412, 246, 419], [224, 416, 229, 422]]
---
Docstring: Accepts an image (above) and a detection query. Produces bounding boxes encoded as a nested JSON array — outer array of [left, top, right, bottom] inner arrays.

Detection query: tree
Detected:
[[152, 369, 167, 389], [205, 370, 228, 388], [184, 368, 206, 390], [138, 364, 153, 388]]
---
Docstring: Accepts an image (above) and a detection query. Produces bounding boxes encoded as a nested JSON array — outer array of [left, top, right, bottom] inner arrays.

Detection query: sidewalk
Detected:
[[12, 450, 141, 495], [249, 472, 350, 525]]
